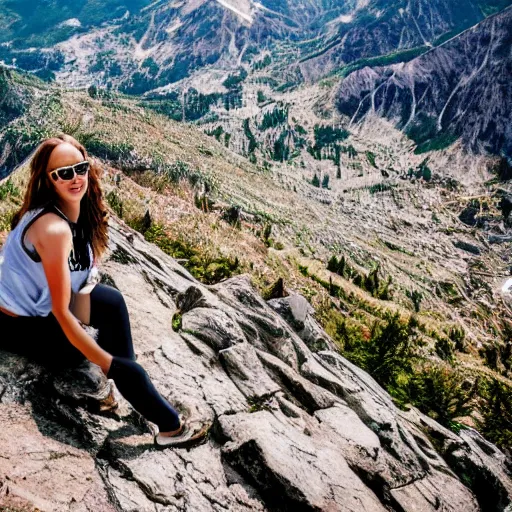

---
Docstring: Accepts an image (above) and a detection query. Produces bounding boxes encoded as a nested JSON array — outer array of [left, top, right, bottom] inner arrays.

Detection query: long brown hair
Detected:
[[12, 134, 109, 259]]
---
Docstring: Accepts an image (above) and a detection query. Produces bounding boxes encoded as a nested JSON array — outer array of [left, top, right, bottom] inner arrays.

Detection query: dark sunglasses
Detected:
[[49, 161, 90, 181]]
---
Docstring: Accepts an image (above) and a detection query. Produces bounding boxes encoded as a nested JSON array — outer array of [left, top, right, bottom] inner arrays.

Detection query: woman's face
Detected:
[[46, 143, 89, 205]]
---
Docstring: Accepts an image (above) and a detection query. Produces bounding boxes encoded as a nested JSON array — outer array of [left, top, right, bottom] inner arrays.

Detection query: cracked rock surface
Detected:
[[0, 221, 511, 511]]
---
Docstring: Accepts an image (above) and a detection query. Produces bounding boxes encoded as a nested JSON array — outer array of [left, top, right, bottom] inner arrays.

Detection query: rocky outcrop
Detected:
[[0, 220, 511, 511], [336, 6, 512, 159]]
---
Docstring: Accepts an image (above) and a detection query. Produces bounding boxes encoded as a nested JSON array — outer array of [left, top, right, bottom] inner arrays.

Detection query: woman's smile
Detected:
[[69, 183, 84, 194]]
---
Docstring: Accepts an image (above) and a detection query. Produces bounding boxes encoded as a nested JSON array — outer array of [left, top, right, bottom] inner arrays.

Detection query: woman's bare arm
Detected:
[[31, 214, 112, 374]]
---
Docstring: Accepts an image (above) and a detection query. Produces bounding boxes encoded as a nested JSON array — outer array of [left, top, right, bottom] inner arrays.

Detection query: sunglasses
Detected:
[[49, 161, 90, 181]]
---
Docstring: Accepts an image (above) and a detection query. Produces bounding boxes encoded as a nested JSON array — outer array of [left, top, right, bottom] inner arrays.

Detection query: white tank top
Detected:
[[0, 205, 92, 317]]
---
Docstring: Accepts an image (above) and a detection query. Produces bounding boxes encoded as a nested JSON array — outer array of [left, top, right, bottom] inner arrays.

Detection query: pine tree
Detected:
[[327, 255, 338, 272]]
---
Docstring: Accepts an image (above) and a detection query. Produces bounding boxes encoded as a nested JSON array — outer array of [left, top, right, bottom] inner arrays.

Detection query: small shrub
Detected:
[[262, 222, 272, 246], [247, 395, 273, 413], [406, 289, 423, 312], [477, 378, 512, 452], [106, 190, 123, 218], [172, 311, 182, 331], [366, 151, 377, 168], [0, 209, 15, 232], [493, 157, 512, 181], [298, 264, 309, 277], [109, 246, 135, 265], [336, 312, 420, 399], [0, 179, 20, 200], [408, 364, 476, 428], [435, 336, 455, 362], [448, 326, 466, 352], [262, 277, 286, 300], [143, 223, 239, 285], [222, 206, 242, 228]]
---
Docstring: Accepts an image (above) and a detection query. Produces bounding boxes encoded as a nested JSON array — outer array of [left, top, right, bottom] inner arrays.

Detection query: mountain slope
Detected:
[[1, 63, 512, 466], [336, 6, 512, 158], [1, 0, 511, 91]]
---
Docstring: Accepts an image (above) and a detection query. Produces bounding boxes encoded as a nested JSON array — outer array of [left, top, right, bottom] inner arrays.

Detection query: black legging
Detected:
[[0, 284, 180, 432]]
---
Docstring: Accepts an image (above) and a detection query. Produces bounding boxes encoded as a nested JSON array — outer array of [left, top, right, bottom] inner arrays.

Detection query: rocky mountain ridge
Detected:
[[1, 0, 510, 92], [336, 5, 512, 159], [0, 215, 511, 511]]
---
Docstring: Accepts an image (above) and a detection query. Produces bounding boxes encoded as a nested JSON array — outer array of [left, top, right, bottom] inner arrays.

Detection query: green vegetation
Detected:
[[406, 289, 423, 312], [0, 180, 20, 200], [336, 46, 428, 79], [259, 106, 288, 130], [415, 133, 459, 154], [172, 311, 182, 331], [0, 123, 53, 173], [141, 57, 159, 76], [141, 89, 222, 122], [340, 144, 357, 158], [83, 137, 135, 162], [143, 223, 239, 285], [406, 114, 458, 154], [326, 255, 392, 300], [257, 90, 267, 104], [493, 157, 512, 181], [0, 67, 31, 126], [271, 130, 291, 162], [328, 309, 476, 428], [139, 91, 183, 121], [366, 151, 377, 168], [221, 69, 246, 111], [205, 125, 224, 142], [307, 125, 350, 167], [247, 395, 273, 413], [253, 55, 271, 71], [105, 190, 124, 218], [313, 125, 349, 149], [477, 378, 512, 450], [0, 0, 152, 48], [403, 158, 433, 182], [0, 209, 15, 232], [243, 118, 258, 156], [368, 183, 395, 194]]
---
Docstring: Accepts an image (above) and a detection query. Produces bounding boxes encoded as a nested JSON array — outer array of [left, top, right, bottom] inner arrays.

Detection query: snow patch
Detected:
[[338, 15, 353, 23], [215, 0, 253, 24], [165, 19, 182, 34], [59, 18, 82, 28]]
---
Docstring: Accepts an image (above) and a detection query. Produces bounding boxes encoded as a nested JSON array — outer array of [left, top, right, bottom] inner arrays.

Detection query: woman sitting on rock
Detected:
[[0, 134, 206, 446]]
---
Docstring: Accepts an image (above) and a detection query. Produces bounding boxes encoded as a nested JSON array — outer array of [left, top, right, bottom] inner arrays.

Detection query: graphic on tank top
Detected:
[[68, 223, 91, 272], [21, 205, 92, 272]]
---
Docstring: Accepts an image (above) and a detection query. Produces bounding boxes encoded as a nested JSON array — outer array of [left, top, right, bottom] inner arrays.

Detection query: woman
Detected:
[[0, 134, 205, 446]]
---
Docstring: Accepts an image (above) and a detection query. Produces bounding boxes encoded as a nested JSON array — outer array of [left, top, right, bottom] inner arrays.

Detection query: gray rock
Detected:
[[269, 293, 334, 352], [0, 219, 509, 511], [453, 239, 482, 255], [220, 410, 388, 511]]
